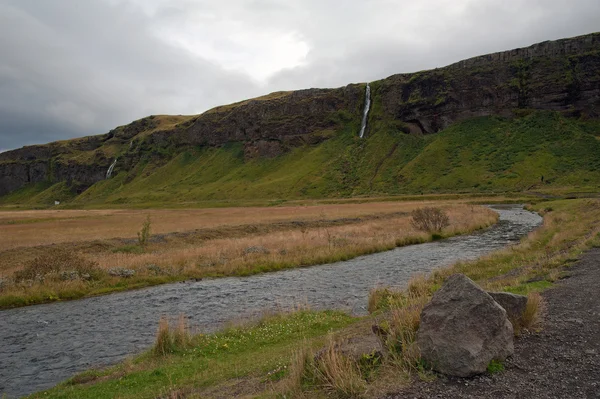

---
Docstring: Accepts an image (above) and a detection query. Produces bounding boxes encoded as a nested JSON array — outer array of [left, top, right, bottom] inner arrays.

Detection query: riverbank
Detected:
[[391, 246, 600, 398], [0, 202, 497, 309], [22, 198, 600, 398]]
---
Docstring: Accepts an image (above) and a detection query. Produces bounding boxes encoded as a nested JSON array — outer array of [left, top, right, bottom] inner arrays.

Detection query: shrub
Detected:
[[137, 216, 152, 248], [410, 207, 450, 233]]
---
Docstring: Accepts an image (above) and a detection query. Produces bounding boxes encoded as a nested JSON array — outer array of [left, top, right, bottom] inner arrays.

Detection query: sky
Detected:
[[0, 0, 599, 152]]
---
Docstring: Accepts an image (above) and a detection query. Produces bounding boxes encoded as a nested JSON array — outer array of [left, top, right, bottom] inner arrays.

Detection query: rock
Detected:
[[59, 271, 80, 281], [339, 334, 384, 361], [315, 334, 384, 364], [108, 267, 136, 278], [417, 274, 514, 377], [488, 292, 528, 323], [243, 246, 270, 255]]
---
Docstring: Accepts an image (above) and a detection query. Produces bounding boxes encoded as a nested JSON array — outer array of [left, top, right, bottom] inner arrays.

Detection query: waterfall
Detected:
[[106, 158, 117, 179], [359, 83, 371, 138]]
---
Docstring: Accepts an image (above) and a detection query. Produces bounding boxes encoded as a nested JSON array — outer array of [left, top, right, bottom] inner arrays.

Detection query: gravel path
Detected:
[[388, 247, 600, 399]]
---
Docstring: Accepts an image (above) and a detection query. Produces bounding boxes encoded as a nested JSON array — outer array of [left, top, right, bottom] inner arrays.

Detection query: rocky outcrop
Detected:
[[0, 32, 599, 198], [375, 32, 600, 134], [417, 274, 514, 377]]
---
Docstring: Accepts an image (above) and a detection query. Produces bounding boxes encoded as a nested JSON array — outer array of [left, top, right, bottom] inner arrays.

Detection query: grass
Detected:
[[24, 198, 600, 398], [4, 111, 599, 208], [30, 310, 357, 399], [0, 203, 497, 309]]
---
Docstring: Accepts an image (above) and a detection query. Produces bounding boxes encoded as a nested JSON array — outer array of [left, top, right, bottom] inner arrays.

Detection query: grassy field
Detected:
[[28, 198, 600, 398], [0, 201, 498, 309]]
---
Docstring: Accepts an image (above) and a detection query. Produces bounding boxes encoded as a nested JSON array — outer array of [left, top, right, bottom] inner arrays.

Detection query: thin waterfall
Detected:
[[359, 83, 371, 138], [106, 158, 117, 179]]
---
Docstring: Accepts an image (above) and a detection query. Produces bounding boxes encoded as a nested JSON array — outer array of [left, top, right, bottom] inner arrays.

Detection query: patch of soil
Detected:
[[387, 248, 600, 399]]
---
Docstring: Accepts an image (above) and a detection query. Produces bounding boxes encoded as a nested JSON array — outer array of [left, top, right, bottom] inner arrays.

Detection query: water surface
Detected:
[[0, 205, 542, 397]]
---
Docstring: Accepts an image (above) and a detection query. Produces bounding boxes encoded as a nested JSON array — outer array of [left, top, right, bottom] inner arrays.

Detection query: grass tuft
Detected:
[[309, 338, 367, 398], [153, 314, 192, 356], [520, 292, 545, 332]]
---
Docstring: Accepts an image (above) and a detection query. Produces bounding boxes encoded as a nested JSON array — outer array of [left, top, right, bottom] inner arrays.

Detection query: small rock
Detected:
[[488, 291, 528, 323], [108, 267, 136, 278], [59, 271, 80, 281], [315, 334, 383, 364], [418, 274, 514, 377]]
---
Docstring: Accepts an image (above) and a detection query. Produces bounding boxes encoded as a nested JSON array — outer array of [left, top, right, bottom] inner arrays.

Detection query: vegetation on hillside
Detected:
[[2, 111, 598, 208]]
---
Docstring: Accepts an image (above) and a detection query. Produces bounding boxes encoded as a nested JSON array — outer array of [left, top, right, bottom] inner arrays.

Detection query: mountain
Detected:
[[1, 33, 599, 206]]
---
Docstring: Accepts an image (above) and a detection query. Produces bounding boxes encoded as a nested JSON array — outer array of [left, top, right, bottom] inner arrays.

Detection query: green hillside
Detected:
[[4, 111, 599, 207]]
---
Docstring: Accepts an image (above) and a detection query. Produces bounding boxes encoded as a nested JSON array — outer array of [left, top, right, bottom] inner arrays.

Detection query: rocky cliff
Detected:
[[1, 32, 599, 199]]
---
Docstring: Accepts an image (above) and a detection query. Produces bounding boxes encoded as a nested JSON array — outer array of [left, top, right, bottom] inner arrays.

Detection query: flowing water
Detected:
[[0, 205, 541, 397], [105, 158, 117, 179], [359, 83, 371, 138]]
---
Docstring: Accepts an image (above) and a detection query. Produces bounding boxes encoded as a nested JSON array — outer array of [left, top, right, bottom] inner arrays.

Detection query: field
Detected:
[[0, 200, 498, 308], [28, 198, 600, 399]]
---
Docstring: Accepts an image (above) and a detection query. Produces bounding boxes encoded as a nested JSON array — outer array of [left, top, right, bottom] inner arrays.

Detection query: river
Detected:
[[0, 205, 542, 397]]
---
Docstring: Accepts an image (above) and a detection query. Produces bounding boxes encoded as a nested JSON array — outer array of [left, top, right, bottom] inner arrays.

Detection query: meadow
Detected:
[[0, 200, 498, 308]]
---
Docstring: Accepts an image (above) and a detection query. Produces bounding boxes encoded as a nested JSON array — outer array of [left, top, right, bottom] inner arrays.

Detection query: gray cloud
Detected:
[[1, 0, 599, 150]]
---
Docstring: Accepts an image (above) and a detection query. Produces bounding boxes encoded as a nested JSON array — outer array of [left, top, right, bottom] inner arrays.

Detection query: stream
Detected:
[[0, 205, 542, 397]]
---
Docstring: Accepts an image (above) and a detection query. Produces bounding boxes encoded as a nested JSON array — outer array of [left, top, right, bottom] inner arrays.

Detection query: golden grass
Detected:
[[0, 203, 498, 308], [311, 338, 367, 398], [86, 205, 496, 275], [521, 292, 545, 332], [153, 314, 193, 357], [0, 200, 486, 251]]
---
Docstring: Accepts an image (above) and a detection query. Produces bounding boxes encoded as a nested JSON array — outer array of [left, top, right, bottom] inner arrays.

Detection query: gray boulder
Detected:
[[417, 274, 514, 377], [488, 291, 528, 323]]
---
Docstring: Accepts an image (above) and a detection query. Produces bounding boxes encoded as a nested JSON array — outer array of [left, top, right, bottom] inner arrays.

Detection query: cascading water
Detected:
[[106, 158, 117, 179], [358, 83, 371, 138]]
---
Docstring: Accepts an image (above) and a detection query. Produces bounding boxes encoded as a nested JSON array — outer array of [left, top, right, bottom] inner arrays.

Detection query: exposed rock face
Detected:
[[488, 291, 528, 323], [376, 33, 600, 134], [0, 33, 599, 197], [417, 274, 514, 377]]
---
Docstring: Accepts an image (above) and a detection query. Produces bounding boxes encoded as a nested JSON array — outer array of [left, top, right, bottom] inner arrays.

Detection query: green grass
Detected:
[[6, 111, 597, 208], [487, 360, 505, 374], [30, 310, 357, 399]]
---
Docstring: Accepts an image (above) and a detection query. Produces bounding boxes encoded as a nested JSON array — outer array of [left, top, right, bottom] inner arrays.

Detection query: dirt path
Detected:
[[388, 247, 600, 399]]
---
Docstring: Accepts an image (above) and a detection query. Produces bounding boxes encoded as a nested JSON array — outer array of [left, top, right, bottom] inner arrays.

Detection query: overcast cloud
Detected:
[[0, 0, 598, 151]]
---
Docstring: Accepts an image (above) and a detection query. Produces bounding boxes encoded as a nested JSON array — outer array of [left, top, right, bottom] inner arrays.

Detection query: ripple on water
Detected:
[[0, 205, 542, 398]]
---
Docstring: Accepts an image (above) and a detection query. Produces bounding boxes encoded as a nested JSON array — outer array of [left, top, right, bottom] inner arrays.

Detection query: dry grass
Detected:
[[285, 337, 367, 399], [0, 203, 498, 307], [88, 204, 496, 275], [153, 314, 193, 356], [520, 292, 545, 332], [369, 275, 432, 373], [0, 201, 488, 251], [311, 339, 367, 398]]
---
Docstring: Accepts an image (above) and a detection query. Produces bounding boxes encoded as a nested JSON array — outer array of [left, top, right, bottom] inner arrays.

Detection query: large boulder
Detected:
[[488, 291, 528, 324], [417, 274, 514, 377]]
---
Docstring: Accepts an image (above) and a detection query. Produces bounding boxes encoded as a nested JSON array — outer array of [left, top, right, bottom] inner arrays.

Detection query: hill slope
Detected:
[[1, 33, 600, 206]]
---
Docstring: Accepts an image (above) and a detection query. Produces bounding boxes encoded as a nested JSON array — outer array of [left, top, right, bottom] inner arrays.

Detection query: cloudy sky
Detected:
[[1, 0, 598, 151]]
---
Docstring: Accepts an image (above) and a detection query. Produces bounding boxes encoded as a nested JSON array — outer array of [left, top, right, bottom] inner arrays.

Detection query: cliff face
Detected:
[[374, 33, 600, 134], [1, 32, 599, 199]]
